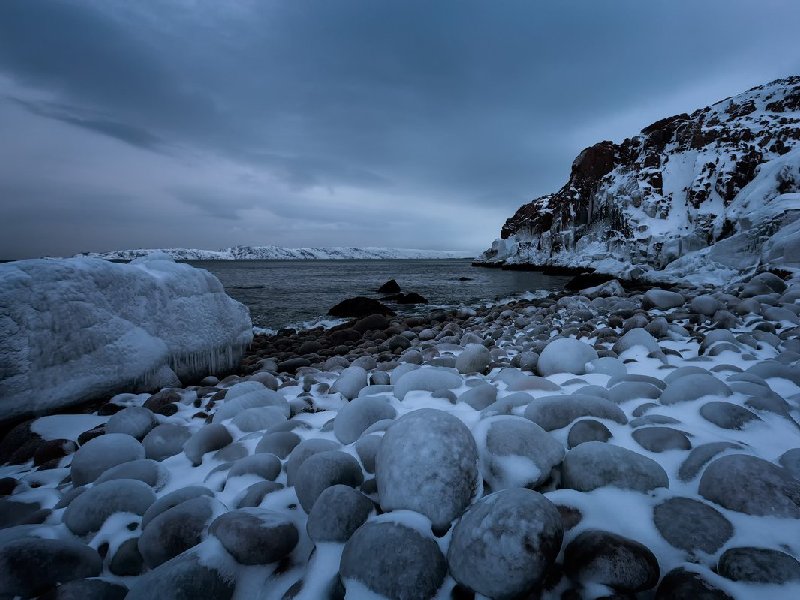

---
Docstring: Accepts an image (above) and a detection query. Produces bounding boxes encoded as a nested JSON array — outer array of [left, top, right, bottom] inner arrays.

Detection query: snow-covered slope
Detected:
[[77, 246, 474, 261], [0, 254, 253, 420], [477, 76, 800, 283]]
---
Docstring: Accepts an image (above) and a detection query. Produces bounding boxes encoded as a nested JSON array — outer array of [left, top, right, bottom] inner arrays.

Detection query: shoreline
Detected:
[[2, 268, 800, 598]]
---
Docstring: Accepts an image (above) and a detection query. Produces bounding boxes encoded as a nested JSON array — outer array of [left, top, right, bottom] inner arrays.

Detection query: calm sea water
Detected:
[[191, 259, 572, 331]]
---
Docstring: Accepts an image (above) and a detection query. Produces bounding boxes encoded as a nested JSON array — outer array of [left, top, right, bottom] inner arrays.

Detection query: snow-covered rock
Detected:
[[0, 255, 252, 420], [476, 76, 800, 284]]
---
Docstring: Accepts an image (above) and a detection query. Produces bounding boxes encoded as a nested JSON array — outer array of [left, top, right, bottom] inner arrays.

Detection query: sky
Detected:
[[1, 1, 799, 259]]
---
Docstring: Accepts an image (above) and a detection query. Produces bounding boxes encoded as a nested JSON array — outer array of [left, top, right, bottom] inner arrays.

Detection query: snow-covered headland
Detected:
[[476, 76, 800, 286], [75, 246, 474, 261], [2, 257, 800, 598]]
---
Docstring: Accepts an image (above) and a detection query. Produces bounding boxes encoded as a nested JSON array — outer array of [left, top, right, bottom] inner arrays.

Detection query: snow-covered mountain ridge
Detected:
[[477, 76, 800, 284], [76, 246, 474, 261]]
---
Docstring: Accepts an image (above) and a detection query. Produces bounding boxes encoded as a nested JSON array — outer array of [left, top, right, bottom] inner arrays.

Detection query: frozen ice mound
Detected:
[[0, 255, 252, 419]]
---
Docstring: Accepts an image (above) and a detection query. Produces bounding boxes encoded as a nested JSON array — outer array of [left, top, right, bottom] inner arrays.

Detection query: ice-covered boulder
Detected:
[[447, 489, 563, 598], [0, 256, 252, 420], [376, 409, 479, 531], [537, 338, 598, 376]]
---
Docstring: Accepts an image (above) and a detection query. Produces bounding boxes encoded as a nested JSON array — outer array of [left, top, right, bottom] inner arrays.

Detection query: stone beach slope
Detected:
[[2, 269, 800, 599]]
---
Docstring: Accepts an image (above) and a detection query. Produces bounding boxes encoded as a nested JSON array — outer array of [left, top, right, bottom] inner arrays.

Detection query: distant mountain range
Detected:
[[476, 76, 800, 284], [75, 246, 475, 261]]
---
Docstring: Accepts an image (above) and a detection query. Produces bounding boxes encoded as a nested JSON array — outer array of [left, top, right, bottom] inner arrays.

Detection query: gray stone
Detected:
[[698, 454, 800, 517], [228, 454, 281, 481], [255, 431, 300, 458], [524, 394, 627, 431], [537, 338, 598, 376], [285, 438, 341, 486], [235, 481, 284, 508], [562, 441, 669, 492], [655, 567, 734, 600], [564, 529, 660, 592], [447, 488, 563, 599], [70, 433, 145, 485], [458, 383, 497, 410], [330, 366, 369, 400], [141, 485, 213, 529], [64, 479, 155, 535], [632, 427, 691, 452], [660, 374, 732, 405], [340, 521, 447, 600], [183, 424, 233, 466], [209, 508, 298, 565], [334, 396, 396, 444], [105, 407, 157, 440], [40, 578, 127, 600], [718, 547, 800, 583], [567, 419, 612, 448], [143, 424, 191, 461], [94, 458, 164, 488], [455, 344, 491, 374], [654, 497, 733, 553], [125, 553, 233, 600], [779, 448, 800, 479], [376, 409, 479, 531], [700, 401, 760, 430], [678, 442, 741, 482], [306, 485, 373, 542], [295, 450, 364, 512], [393, 368, 462, 400], [354, 434, 382, 474], [642, 289, 685, 310]]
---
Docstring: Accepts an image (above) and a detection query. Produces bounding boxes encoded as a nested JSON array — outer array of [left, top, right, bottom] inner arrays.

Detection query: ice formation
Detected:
[[0, 255, 252, 419]]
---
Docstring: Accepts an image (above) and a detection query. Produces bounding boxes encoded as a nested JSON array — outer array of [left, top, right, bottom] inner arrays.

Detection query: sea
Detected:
[[194, 259, 572, 332]]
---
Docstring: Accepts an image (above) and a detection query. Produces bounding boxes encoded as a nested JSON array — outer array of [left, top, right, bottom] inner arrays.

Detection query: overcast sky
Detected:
[[1, 0, 799, 259]]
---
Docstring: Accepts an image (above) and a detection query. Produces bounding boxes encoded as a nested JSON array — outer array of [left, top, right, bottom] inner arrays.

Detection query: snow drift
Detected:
[[0, 254, 253, 420]]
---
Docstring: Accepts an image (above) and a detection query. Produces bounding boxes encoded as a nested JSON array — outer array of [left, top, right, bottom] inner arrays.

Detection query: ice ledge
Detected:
[[0, 255, 253, 421]]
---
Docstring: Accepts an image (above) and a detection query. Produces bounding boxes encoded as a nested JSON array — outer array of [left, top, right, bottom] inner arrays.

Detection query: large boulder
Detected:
[[330, 366, 369, 400], [537, 338, 598, 376], [105, 407, 157, 440], [376, 409, 479, 531], [294, 450, 364, 512], [0, 256, 252, 420], [455, 344, 492, 374], [306, 485, 374, 543], [562, 441, 669, 492], [340, 519, 447, 600], [698, 454, 800, 517], [333, 396, 396, 444], [642, 289, 685, 310], [143, 424, 191, 461], [183, 424, 233, 466], [447, 489, 563, 599], [328, 296, 394, 318]]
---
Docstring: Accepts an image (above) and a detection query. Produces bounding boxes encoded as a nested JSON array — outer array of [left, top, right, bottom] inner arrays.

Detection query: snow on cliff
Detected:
[[0, 254, 253, 420], [76, 246, 474, 261], [477, 76, 800, 283]]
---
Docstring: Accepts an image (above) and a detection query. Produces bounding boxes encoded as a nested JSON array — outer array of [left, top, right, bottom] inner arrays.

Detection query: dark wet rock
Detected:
[[564, 529, 660, 592], [653, 497, 733, 553], [295, 450, 364, 512], [700, 401, 760, 429], [655, 567, 734, 600], [447, 488, 563, 599], [33, 438, 77, 466], [138, 495, 223, 567], [678, 442, 741, 481], [329, 297, 394, 318], [210, 508, 299, 565], [524, 395, 627, 431], [64, 479, 156, 535], [567, 419, 612, 448], [642, 289, 685, 310], [307, 485, 374, 543], [125, 553, 234, 600], [70, 433, 145, 485], [562, 441, 669, 492], [718, 547, 800, 583], [698, 454, 800, 517], [340, 521, 447, 600], [143, 389, 182, 416], [353, 314, 391, 333], [109, 537, 144, 576], [0, 537, 102, 598], [632, 427, 691, 452], [0, 499, 43, 528], [376, 409, 479, 530]]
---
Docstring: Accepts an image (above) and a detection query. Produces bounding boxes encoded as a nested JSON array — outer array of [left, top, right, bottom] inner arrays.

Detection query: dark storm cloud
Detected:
[[1, 0, 799, 258]]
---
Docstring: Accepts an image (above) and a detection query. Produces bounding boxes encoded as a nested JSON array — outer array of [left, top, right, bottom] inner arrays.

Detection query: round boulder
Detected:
[[64, 479, 156, 535], [105, 407, 157, 440], [562, 441, 669, 492], [537, 338, 598, 377], [306, 485, 374, 543], [718, 547, 800, 584], [70, 433, 145, 485], [376, 409, 479, 531], [653, 497, 733, 553], [447, 488, 563, 599], [334, 396, 396, 444], [209, 508, 298, 565], [294, 450, 364, 512]]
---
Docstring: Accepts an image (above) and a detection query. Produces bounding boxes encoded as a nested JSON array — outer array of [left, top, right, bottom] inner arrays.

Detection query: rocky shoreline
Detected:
[[2, 268, 800, 598]]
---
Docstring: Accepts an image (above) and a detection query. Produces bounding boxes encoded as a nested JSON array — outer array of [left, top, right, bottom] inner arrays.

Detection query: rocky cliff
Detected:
[[477, 76, 800, 284]]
